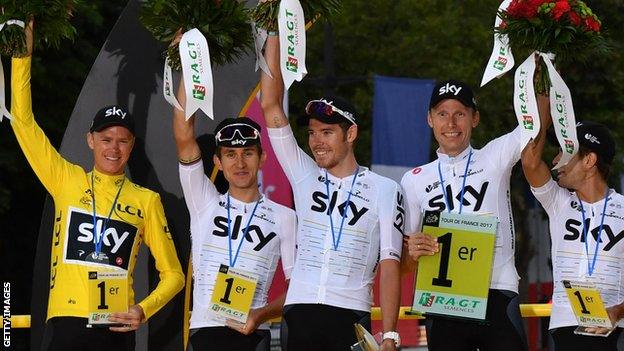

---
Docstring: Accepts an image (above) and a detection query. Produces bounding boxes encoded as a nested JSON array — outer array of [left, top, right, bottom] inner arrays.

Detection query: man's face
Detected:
[[87, 126, 134, 175], [307, 118, 355, 170], [214, 146, 265, 191], [428, 99, 479, 157], [553, 150, 587, 189]]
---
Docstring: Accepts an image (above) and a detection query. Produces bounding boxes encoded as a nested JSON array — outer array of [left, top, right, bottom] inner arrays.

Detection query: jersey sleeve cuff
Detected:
[[267, 125, 294, 139], [530, 178, 557, 196]]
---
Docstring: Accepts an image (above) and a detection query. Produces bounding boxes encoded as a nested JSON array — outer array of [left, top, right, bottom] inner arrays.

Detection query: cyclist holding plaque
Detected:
[[401, 80, 528, 350], [522, 96, 624, 349], [9, 21, 184, 350], [260, 35, 404, 351], [172, 80, 296, 351]]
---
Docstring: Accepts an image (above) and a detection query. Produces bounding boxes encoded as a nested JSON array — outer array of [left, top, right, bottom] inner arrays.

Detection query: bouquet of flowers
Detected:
[[251, 0, 341, 32], [0, 0, 78, 57], [140, 0, 253, 71], [496, 0, 609, 93]]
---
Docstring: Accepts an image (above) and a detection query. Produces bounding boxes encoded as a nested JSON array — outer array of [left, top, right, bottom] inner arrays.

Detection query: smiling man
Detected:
[[260, 35, 404, 351], [172, 80, 296, 351], [401, 80, 528, 351], [522, 95, 624, 349], [9, 22, 184, 350]]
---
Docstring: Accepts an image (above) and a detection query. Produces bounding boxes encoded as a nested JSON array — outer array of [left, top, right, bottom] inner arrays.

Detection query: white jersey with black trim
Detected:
[[401, 127, 521, 293], [179, 160, 297, 330], [267, 125, 405, 313], [532, 179, 624, 330]]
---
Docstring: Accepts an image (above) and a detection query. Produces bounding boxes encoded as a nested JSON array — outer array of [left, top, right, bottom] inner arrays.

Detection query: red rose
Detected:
[[507, 0, 538, 18], [584, 17, 601, 32], [551, 1, 571, 21], [568, 11, 581, 26], [529, 0, 549, 7]]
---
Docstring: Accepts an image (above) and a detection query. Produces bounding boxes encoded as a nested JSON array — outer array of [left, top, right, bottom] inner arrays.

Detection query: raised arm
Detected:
[[521, 93, 553, 188], [260, 35, 289, 128], [172, 79, 201, 162]]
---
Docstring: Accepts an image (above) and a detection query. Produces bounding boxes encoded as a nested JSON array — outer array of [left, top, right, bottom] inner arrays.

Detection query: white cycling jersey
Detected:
[[401, 127, 521, 293], [532, 179, 624, 330], [268, 125, 405, 312], [179, 160, 297, 329]]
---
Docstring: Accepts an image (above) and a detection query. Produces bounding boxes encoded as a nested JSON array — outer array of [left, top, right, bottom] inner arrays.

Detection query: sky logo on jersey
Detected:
[[213, 216, 277, 251], [311, 191, 369, 226], [65, 209, 137, 270], [428, 182, 489, 212], [563, 219, 624, 251], [394, 192, 405, 235]]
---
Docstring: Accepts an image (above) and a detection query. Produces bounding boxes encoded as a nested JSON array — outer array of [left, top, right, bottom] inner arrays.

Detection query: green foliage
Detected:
[[0, 0, 78, 57], [251, 0, 341, 32], [140, 0, 253, 70]]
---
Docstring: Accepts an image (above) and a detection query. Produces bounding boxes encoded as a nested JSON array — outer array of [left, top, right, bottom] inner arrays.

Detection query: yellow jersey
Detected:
[[10, 56, 184, 321]]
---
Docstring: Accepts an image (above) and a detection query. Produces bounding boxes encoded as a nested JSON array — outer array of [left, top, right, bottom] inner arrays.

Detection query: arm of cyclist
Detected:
[[379, 259, 399, 351], [521, 93, 552, 188], [260, 33, 289, 128], [10, 19, 77, 197]]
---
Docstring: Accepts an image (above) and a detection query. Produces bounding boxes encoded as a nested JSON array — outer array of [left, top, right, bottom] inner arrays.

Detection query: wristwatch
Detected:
[[382, 331, 401, 347]]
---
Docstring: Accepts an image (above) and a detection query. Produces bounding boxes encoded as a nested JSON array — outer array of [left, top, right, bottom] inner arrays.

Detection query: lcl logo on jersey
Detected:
[[563, 219, 624, 251], [311, 191, 369, 226], [428, 182, 489, 212], [65, 209, 137, 269], [213, 216, 277, 251]]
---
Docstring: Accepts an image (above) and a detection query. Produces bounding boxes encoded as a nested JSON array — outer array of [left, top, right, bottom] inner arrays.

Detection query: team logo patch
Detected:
[[412, 167, 422, 175], [65, 208, 138, 270]]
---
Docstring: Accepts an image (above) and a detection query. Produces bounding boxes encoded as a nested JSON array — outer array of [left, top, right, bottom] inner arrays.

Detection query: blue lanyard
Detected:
[[90, 172, 125, 255], [437, 149, 473, 214], [325, 167, 359, 251], [227, 193, 261, 268], [578, 188, 610, 277]]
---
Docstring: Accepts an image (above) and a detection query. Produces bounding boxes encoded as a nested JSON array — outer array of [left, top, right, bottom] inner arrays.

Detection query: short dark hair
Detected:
[[578, 145, 611, 180], [215, 144, 263, 159]]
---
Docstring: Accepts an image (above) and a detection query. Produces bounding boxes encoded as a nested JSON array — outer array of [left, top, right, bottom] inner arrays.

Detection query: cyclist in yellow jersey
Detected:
[[9, 21, 184, 350]]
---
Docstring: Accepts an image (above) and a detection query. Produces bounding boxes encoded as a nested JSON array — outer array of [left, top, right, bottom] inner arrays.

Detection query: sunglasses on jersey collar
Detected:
[[305, 99, 357, 125], [215, 123, 260, 144]]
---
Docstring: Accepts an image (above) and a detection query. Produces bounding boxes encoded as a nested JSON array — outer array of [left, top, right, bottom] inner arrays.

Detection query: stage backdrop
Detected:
[[28, 0, 293, 350], [371, 75, 434, 183], [370, 75, 434, 346]]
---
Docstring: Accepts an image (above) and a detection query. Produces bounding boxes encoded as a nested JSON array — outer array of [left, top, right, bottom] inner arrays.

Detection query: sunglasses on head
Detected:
[[215, 123, 260, 143], [305, 99, 356, 125]]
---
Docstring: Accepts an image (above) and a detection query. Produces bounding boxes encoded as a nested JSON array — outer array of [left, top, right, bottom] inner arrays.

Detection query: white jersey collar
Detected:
[[436, 145, 473, 165], [323, 166, 369, 184]]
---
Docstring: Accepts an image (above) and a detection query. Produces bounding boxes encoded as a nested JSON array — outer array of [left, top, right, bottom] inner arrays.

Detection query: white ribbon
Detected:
[[162, 56, 183, 112], [542, 54, 578, 169], [481, 1, 579, 167], [252, 23, 273, 78], [0, 19, 25, 122], [0, 19, 25, 32], [278, 0, 307, 90], [513, 54, 539, 150], [480, 0, 514, 87], [513, 52, 578, 169], [163, 28, 214, 120]]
